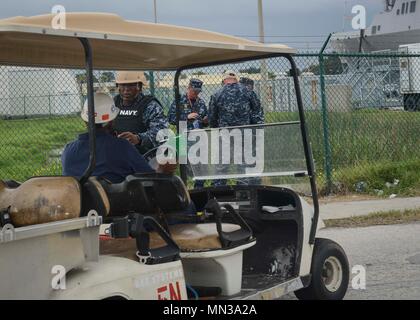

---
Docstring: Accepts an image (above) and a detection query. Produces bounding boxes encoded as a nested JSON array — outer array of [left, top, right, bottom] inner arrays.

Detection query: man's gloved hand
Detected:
[[118, 132, 141, 145]]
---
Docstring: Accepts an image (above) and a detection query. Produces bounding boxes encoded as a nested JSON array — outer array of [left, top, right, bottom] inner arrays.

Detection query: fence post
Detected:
[[319, 34, 333, 193], [287, 78, 292, 111], [48, 94, 51, 117], [23, 95, 26, 119]]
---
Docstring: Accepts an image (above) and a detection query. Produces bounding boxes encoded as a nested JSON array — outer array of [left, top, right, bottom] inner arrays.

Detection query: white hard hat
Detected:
[[115, 71, 148, 87], [81, 92, 120, 124]]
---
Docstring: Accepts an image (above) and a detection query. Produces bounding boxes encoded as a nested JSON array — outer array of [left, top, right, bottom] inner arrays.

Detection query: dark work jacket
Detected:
[[61, 131, 154, 183]]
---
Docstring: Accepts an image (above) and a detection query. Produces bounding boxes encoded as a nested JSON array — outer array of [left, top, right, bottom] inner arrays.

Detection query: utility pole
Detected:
[[154, 0, 157, 23], [258, 0, 264, 43], [342, 0, 347, 32], [150, 0, 158, 94], [258, 0, 269, 110]]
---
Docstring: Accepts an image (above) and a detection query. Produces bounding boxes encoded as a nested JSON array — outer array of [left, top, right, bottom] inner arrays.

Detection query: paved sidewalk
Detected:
[[320, 197, 420, 220]]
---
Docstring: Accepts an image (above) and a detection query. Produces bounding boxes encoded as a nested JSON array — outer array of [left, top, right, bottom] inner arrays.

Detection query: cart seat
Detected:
[[99, 172, 254, 297], [99, 236, 138, 260], [149, 223, 242, 251], [100, 222, 246, 256], [98, 173, 190, 217], [99, 220, 255, 297], [81, 177, 110, 217], [100, 174, 254, 253]]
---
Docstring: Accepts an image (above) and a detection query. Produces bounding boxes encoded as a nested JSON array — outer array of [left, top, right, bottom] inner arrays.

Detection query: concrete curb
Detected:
[[320, 197, 420, 220]]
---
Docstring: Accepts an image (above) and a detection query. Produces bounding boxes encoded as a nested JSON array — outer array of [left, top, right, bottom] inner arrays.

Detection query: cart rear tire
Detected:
[[295, 238, 349, 300]]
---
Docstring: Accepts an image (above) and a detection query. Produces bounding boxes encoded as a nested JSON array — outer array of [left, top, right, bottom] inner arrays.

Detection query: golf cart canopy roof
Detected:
[[0, 12, 295, 70]]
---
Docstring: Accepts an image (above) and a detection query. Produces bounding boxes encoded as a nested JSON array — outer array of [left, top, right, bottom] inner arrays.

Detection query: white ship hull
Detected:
[[332, 0, 420, 53], [331, 29, 420, 53]]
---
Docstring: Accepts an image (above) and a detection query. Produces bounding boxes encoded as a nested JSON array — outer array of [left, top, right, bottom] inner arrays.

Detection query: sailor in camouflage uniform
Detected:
[[168, 78, 208, 188], [239, 77, 262, 108], [209, 72, 264, 127], [209, 71, 264, 186], [239, 76, 263, 186], [168, 78, 208, 130], [112, 71, 169, 155]]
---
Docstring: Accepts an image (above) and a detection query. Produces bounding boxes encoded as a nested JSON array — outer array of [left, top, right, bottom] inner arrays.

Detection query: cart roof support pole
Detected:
[[78, 37, 96, 185], [285, 54, 320, 245], [174, 70, 188, 183], [319, 34, 333, 194]]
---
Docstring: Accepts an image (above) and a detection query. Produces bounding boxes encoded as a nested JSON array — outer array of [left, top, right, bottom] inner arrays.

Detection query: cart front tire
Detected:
[[295, 238, 349, 300]]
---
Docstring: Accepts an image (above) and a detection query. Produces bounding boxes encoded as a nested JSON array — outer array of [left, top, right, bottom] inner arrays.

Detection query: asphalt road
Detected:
[[285, 222, 420, 300]]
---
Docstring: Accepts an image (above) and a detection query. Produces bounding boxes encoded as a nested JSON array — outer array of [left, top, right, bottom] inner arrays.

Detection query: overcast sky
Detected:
[[0, 0, 384, 51]]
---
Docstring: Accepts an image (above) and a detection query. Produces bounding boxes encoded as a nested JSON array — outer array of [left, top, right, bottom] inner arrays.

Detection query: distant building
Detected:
[[81, 82, 118, 96], [0, 67, 80, 119]]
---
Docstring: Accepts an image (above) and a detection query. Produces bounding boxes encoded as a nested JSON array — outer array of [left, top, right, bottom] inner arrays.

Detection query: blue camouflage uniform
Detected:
[[209, 83, 264, 127], [209, 82, 264, 186], [168, 79, 208, 189], [168, 94, 208, 130], [113, 93, 169, 155], [239, 77, 264, 186], [239, 77, 263, 113]]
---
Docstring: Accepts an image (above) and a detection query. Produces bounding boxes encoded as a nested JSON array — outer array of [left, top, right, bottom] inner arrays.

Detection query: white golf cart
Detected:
[[0, 13, 349, 300]]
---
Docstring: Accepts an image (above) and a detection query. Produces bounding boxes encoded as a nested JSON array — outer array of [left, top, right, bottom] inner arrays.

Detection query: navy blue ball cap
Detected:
[[189, 78, 203, 92]]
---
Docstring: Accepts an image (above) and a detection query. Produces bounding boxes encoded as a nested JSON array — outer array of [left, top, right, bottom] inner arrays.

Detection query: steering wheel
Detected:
[[143, 146, 159, 170], [143, 138, 176, 170]]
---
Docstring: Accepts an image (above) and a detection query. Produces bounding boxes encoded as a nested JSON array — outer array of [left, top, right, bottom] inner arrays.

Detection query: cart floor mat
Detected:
[[242, 274, 294, 291]]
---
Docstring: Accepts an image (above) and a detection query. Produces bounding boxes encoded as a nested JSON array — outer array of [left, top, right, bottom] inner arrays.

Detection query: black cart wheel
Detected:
[[295, 238, 349, 300]]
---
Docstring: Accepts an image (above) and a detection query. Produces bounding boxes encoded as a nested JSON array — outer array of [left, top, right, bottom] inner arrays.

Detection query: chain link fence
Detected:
[[292, 53, 420, 195], [1, 52, 419, 194]]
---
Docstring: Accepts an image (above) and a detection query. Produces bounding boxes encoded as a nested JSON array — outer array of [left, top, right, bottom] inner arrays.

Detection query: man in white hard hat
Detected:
[[113, 71, 169, 155], [61, 93, 175, 183]]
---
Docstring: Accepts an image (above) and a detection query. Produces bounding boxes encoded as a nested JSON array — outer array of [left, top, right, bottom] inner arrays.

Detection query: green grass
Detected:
[[267, 109, 420, 196], [331, 158, 420, 197], [324, 208, 420, 228], [0, 116, 85, 181], [267, 109, 420, 168]]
